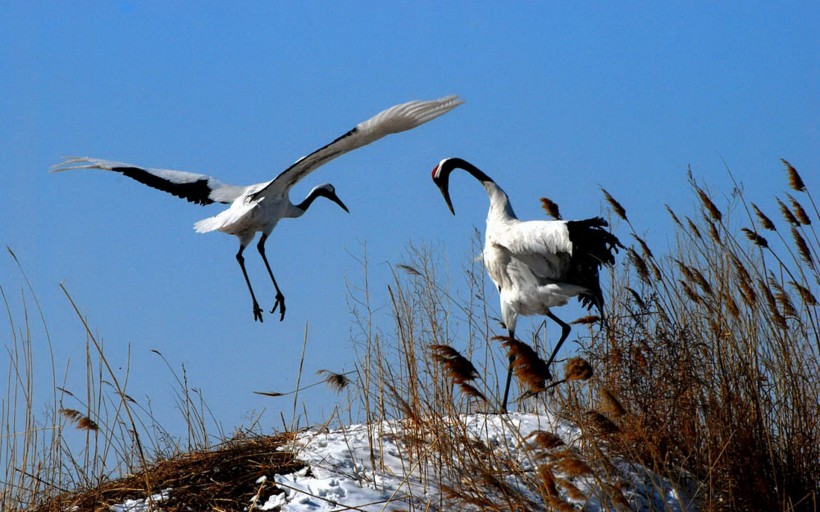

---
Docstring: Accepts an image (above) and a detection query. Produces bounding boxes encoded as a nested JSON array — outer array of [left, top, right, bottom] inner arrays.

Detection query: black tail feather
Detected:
[[565, 217, 622, 313]]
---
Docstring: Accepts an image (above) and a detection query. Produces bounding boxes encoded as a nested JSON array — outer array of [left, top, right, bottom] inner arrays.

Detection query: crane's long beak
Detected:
[[432, 161, 456, 215], [434, 177, 455, 215], [328, 191, 350, 213], [440, 185, 455, 215]]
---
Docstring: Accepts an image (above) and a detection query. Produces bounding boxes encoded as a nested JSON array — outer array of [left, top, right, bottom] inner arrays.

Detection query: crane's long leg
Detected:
[[237, 244, 264, 322], [257, 233, 286, 321], [545, 311, 572, 370], [500, 313, 572, 412], [501, 335, 516, 412]]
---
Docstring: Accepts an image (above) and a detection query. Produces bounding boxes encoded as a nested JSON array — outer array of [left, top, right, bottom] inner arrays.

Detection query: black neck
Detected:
[[441, 157, 495, 184], [295, 188, 327, 211]]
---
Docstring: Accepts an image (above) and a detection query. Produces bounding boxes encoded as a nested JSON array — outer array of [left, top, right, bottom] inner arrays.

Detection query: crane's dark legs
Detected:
[[545, 311, 572, 370], [500, 312, 572, 412], [257, 234, 286, 321], [237, 244, 264, 322], [501, 335, 516, 412]]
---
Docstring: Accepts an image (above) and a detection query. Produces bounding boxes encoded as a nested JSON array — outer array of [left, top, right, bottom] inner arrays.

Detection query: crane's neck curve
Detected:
[[445, 158, 517, 221]]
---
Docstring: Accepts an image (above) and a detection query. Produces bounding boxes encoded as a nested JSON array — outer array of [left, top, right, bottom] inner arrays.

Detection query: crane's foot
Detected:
[[270, 292, 286, 321], [252, 302, 264, 322]]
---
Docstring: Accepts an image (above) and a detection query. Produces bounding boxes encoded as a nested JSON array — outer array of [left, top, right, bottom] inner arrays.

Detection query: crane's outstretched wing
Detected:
[[251, 95, 463, 201], [52, 157, 246, 205]]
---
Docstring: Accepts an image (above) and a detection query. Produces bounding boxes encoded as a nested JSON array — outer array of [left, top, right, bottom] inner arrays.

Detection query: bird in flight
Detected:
[[431, 157, 620, 410], [54, 95, 463, 322]]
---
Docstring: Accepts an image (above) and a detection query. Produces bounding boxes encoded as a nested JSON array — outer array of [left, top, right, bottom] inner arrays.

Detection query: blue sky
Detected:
[[1, 3, 817, 437]]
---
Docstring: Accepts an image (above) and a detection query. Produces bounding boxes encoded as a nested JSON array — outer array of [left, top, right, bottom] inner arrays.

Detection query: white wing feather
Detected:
[[52, 157, 246, 204], [254, 95, 463, 199], [489, 220, 573, 281]]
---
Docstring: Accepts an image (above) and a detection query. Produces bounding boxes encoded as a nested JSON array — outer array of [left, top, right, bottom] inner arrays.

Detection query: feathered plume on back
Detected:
[[565, 217, 622, 312]]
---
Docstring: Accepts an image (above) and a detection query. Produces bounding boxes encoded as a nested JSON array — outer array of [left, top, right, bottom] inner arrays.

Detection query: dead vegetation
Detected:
[[3, 159, 818, 511], [348, 159, 818, 511], [36, 433, 303, 512]]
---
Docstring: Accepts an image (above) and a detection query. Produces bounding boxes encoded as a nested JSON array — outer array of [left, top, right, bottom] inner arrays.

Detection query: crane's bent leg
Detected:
[[499, 329, 519, 413], [237, 244, 264, 322], [257, 234, 286, 321], [544, 311, 572, 377], [501, 353, 515, 413]]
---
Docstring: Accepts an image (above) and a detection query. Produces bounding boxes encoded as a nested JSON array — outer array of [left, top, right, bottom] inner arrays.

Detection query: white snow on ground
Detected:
[[260, 412, 695, 511], [110, 412, 695, 511], [109, 489, 169, 512]]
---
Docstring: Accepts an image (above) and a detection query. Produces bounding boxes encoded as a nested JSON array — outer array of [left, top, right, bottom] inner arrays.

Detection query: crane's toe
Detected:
[[271, 293, 286, 321], [253, 302, 264, 322]]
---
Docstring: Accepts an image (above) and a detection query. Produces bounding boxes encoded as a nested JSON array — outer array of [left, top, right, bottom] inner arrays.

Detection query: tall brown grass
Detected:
[[348, 241, 656, 510], [4, 159, 817, 510], [347, 160, 818, 510], [1, 253, 224, 510], [581, 161, 819, 511]]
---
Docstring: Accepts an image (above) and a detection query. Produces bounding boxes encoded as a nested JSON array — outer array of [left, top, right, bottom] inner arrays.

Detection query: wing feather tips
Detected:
[[50, 156, 123, 173], [51, 156, 230, 206], [357, 95, 463, 135], [117, 167, 217, 205]]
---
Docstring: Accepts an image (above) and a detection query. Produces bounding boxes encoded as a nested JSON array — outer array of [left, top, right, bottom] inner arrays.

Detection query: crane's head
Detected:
[[431, 157, 494, 215], [300, 183, 350, 213], [431, 158, 459, 215]]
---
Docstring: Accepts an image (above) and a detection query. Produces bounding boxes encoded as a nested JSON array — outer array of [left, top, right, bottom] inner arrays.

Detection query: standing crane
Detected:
[[431, 157, 620, 410], [53, 96, 462, 322]]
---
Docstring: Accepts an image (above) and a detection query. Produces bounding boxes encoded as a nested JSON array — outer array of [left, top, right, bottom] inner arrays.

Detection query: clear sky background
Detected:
[[1, 3, 817, 438]]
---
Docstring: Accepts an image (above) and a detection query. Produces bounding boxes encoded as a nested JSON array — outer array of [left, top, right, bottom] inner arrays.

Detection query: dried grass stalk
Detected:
[[787, 194, 811, 225], [666, 205, 682, 227], [316, 369, 351, 393], [553, 455, 593, 478], [496, 336, 551, 392], [598, 388, 627, 418], [540, 197, 562, 219], [396, 263, 422, 276], [537, 464, 560, 498], [759, 278, 788, 329], [782, 158, 805, 192], [632, 234, 654, 259], [679, 280, 700, 303], [752, 203, 776, 231], [571, 315, 600, 325], [686, 218, 702, 239], [564, 357, 593, 381], [705, 216, 721, 243], [721, 289, 740, 318], [741, 228, 769, 248], [790, 281, 818, 306], [770, 278, 797, 318], [691, 267, 714, 296], [696, 187, 723, 221], [528, 430, 566, 450], [791, 227, 815, 268], [430, 344, 480, 384], [777, 198, 800, 226], [601, 188, 628, 221], [583, 410, 620, 435], [458, 383, 487, 401], [252, 390, 286, 397], [628, 248, 650, 284], [626, 288, 646, 309], [60, 408, 99, 431]]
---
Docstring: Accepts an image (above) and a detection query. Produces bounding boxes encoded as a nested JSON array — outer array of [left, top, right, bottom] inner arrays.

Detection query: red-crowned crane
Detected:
[[431, 157, 620, 411], [53, 96, 462, 322]]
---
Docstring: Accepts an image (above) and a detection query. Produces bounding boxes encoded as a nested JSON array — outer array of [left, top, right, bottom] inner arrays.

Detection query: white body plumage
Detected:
[[432, 157, 620, 410]]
